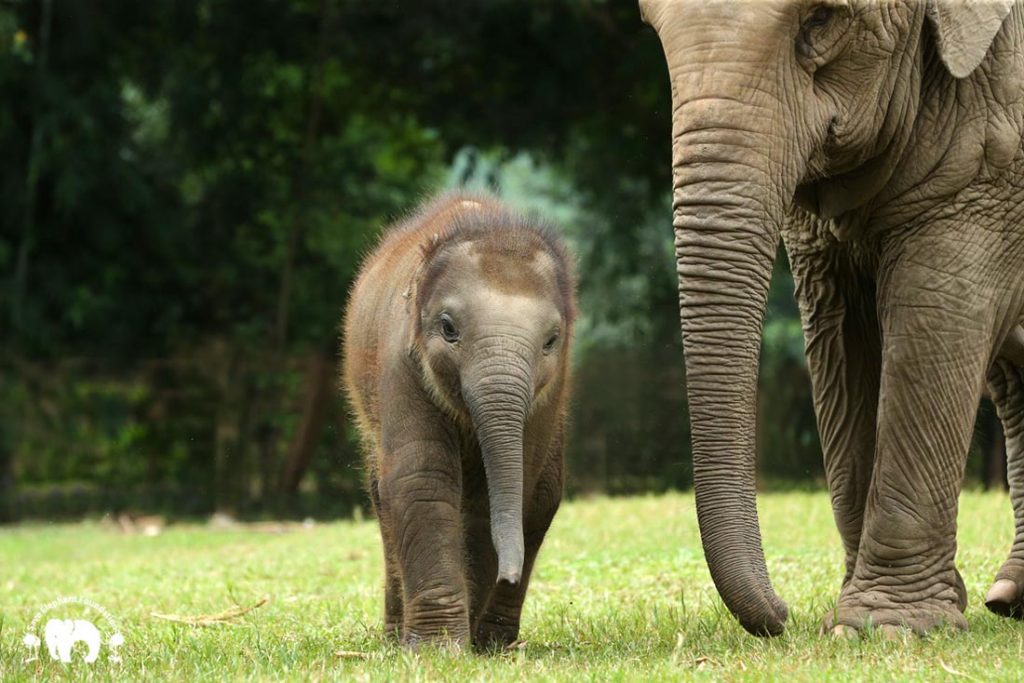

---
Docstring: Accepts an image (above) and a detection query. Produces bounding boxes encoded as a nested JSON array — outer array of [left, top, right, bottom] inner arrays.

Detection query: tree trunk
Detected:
[[11, 0, 54, 332], [0, 431, 13, 523], [258, 0, 335, 508], [278, 351, 336, 495], [214, 351, 253, 516]]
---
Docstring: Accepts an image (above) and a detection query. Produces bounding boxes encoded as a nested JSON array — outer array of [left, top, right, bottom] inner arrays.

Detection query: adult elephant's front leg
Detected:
[[826, 257, 992, 635], [790, 245, 881, 585]]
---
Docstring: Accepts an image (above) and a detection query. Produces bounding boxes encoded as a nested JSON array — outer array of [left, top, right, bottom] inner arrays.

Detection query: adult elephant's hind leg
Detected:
[[791, 246, 881, 586], [985, 343, 1024, 618], [827, 257, 992, 635]]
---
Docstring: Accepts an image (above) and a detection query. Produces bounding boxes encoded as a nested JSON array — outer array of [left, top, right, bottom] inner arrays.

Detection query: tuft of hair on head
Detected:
[[411, 192, 577, 323]]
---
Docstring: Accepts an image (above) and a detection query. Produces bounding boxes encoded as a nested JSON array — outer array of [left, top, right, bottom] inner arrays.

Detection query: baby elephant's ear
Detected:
[[926, 0, 1014, 78]]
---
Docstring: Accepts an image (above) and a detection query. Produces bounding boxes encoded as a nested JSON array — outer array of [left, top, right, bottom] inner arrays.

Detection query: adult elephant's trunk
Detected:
[[642, 0, 826, 639], [673, 94, 790, 636], [463, 343, 532, 586]]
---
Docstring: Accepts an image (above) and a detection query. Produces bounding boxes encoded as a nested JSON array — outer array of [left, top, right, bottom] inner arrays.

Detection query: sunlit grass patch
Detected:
[[1, 491, 1022, 681]]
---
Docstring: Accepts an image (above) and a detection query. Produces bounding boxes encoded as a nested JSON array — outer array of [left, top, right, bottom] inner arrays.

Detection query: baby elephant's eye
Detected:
[[543, 331, 560, 354], [439, 313, 460, 343]]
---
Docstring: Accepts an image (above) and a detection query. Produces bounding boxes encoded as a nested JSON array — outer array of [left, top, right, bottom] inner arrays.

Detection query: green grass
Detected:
[[2, 490, 1023, 681]]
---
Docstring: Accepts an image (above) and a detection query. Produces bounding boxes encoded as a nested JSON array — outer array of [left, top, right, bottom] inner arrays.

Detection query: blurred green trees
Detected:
[[0, 0, 1001, 520]]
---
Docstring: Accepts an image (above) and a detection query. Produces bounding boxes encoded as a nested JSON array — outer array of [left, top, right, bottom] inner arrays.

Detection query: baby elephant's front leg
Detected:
[[379, 437, 470, 649]]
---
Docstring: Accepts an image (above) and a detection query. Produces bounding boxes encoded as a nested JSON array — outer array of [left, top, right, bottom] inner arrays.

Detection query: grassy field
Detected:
[[2, 491, 1023, 681]]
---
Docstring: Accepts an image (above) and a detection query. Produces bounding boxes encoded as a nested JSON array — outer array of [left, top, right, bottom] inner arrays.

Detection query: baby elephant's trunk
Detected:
[[464, 353, 532, 586]]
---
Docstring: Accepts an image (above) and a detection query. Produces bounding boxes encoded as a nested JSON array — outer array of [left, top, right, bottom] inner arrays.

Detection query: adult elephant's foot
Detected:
[[822, 598, 967, 635], [985, 565, 1024, 619], [985, 579, 1023, 618], [822, 572, 968, 636], [828, 623, 912, 641]]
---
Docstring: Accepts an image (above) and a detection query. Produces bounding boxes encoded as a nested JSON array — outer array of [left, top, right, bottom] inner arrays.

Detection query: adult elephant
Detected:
[[640, 0, 1024, 636]]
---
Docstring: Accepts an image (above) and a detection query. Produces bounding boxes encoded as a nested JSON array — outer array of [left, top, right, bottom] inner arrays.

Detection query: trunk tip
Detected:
[[496, 568, 521, 587], [493, 531, 525, 587], [738, 599, 788, 637]]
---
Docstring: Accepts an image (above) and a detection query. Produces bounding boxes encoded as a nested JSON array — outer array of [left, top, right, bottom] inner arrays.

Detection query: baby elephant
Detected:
[[343, 193, 576, 650]]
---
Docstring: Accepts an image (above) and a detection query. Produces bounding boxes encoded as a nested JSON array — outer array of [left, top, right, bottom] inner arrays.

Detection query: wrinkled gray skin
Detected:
[[641, 0, 1024, 636], [343, 195, 574, 649]]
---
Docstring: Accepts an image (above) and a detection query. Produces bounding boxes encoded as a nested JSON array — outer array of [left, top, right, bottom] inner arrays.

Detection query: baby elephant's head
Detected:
[[414, 206, 575, 586]]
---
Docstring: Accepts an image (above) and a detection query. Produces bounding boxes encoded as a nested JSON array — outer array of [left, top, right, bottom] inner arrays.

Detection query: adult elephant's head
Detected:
[[639, 0, 1014, 636]]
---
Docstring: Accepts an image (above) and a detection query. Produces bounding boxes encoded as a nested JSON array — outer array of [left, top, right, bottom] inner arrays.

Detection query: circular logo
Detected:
[[22, 596, 125, 665]]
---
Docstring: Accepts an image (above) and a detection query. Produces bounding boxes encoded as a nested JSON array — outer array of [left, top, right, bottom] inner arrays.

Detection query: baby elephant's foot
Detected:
[[473, 614, 520, 652], [986, 578, 1024, 619], [383, 621, 402, 643], [401, 629, 468, 652], [400, 591, 471, 650]]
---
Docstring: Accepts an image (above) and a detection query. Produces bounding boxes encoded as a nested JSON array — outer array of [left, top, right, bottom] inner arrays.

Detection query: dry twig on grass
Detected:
[[151, 596, 270, 627]]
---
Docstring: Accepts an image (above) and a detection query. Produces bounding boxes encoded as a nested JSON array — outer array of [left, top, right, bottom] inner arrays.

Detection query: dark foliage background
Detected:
[[0, 0, 1005, 521]]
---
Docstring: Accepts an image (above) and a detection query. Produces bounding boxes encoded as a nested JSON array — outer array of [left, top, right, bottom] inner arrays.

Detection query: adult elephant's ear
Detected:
[[637, 0, 666, 29], [926, 0, 1014, 78]]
